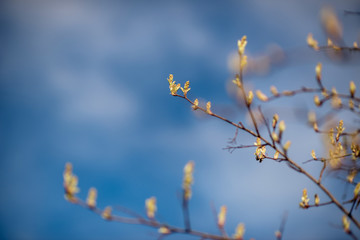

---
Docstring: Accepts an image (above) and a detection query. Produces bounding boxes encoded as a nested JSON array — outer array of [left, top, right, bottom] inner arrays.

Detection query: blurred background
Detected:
[[1, 0, 360, 239]]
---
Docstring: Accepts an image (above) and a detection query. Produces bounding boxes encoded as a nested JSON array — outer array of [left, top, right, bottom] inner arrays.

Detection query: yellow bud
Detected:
[[240, 55, 248, 70], [145, 197, 157, 219], [181, 81, 191, 96], [354, 182, 360, 198], [272, 114, 279, 128], [314, 194, 320, 206], [314, 95, 321, 106], [342, 215, 350, 233], [192, 99, 199, 110], [206, 101, 213, 114], [313, 122, 319, 132], [167, 74, 174, 84], [307, 33, 319, 50], [102, 206, 112, 220], [270, 86, 278, 96], [86, 188, 97, 208], [354, 42, 359, 48], [274, 151, 279, 160], [256, 90, 268, 102], [350, 81, 356, 98], [158, 226, 171, 235], [233, 223, 245, 240], [315, 63, 322, 82], [347, 170, 357, 184], [217, 206, 227, 228], [327, 38, 333, 46], [238, 36, 247, 55], [311, 150, 316, 159], [247, 90, 254, 105], [279, 120, 286, 132], [272, 132, 279, 142], [283, 141, 291, 151]]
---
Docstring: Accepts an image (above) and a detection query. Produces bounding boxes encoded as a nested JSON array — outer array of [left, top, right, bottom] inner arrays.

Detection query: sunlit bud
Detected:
[[181, 81, 191, 97], [86, 188, 97, 208], [279, 120, 286, 132], [313, 122, 319, 132], [63, 162, 79, 199], [299, 188, 310, 209], [254, 137, 261, 146], [146, 197, 157, 219], [342, 215, 350, 234], [354, 42, 359, 48], [233, 223, 245, 240], [283, 141, 291, 152], [272, 114, 279, 128], [307, 33, 319, 50], [327, 38, 333, 46], [192, 99, 199, 110], [351, 143, 360, 159], [183, 161, 195, 200], [275, 230, 281, 239], [314, 95, 321, 106], [354, 182, 360, 198], [238, 36, 247, 55], [274, 151, 279, 160], [247, 91, 254, 105], [314, 194, 320, 206], [350, 81, 356, 98], [102, 206, 112, 220], [217, 205, 227, 228], [270, 86, 279, 96], [315, 63, 322, 82], [240, 55, 248, 70], [206, 101, 213, 114], [158, 226, 171, 235], [347, 170, 357, 184], [232, 77, 242, 88], [321, 89, 328, 97], [272, 132, 279, 142], [311, 150, 317, 160], [167, 74, 174, 84], [256, 90, 268, 102], [335, 120, 344, 142]]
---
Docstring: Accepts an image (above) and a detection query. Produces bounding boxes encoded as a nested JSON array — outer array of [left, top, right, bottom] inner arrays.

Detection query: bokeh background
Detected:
[[1, 0, 360, 239]]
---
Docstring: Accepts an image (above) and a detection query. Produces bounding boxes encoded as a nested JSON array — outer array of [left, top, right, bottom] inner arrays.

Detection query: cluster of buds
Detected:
[[254, 138, 266, 162], [63, 163, 79, 202], [167, 74, 180, 96], [183, 161, 195, 200], [238, 36, 248, 71], [299, 188, 310, 209]]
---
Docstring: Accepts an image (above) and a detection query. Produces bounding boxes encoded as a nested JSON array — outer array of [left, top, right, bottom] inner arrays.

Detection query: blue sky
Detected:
[[0, 0, 360, 239]]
